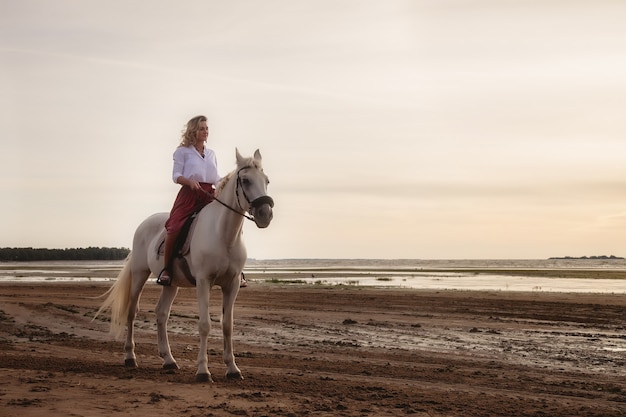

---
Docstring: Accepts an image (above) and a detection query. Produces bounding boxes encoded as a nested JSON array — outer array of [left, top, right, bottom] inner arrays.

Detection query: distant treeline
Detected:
[[549, 255, 624, 260], [0, 247, 130, 261]]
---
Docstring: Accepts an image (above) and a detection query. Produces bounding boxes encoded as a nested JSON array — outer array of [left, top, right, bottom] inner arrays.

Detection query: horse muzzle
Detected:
[[250, 195, 274, 209], [250, 195, 274, 228]]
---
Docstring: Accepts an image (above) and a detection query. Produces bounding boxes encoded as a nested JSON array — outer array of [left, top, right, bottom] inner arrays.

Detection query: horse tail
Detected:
[[94, 252, 134, 339]]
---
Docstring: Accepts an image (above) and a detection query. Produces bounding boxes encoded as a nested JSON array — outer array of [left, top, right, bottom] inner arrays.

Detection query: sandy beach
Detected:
[[2, 280, 626, 416]]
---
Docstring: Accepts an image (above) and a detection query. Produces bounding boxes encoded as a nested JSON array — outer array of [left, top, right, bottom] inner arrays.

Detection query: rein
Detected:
[[212, 195, 255, 221]]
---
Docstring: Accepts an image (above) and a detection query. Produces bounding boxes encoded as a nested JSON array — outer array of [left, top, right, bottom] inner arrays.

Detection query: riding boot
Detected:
[[158, 230, 179, 286]]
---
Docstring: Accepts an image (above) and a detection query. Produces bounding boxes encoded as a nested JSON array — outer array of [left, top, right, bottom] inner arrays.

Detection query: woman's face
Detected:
[[196, 121, 209, 144]]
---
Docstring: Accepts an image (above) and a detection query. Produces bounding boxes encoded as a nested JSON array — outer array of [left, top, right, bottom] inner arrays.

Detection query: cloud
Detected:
[[2, 1, 626, 258]]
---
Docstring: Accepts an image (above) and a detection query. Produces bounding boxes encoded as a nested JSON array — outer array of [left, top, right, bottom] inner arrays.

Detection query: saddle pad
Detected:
[[156, 213, 200, 260]]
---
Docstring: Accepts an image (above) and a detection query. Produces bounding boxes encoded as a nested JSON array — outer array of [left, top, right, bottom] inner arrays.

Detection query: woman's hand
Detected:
[[176, 176, 202, 192], [188, 179, 202, 192]]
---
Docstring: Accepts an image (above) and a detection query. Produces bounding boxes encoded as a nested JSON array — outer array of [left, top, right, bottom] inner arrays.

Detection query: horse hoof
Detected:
[[195, 373, 213, 383], [163, 362, 179, 370], [124, 359, 138, 368], [226, 372, 244, 380]]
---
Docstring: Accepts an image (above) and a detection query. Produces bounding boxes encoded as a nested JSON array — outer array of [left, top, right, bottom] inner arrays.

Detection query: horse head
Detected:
[[235, 148, 274, 228]]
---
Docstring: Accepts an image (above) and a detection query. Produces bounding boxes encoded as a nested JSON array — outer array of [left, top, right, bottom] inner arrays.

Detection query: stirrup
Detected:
[[156, 268, 172, 286]]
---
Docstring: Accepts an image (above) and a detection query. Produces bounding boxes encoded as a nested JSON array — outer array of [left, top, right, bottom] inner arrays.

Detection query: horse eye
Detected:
[[242, 178, 251, 185]]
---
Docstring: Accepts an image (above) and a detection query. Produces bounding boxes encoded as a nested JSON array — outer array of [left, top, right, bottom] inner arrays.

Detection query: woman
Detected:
[[157, 115, 221, 286]]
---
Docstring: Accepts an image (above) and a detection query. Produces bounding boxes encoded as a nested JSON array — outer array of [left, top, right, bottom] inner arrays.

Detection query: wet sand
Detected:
[[1, 281, 626, 416]]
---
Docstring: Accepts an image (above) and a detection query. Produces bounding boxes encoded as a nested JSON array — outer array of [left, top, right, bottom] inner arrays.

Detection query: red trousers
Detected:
[[165, 183, 214, 234]]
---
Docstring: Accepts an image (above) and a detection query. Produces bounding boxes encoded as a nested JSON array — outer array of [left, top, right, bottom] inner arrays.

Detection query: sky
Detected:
[[1, 0, 626, 259]]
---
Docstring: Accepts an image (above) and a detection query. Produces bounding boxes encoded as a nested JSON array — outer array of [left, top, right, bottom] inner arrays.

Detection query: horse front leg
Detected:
[[155, 285, 180, 369], [195, 280, 213, 382], [222, 283, 243, 379]]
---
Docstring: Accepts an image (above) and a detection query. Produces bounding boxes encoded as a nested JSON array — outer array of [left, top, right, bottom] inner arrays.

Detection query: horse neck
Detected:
[[212, 171, 246, 243]]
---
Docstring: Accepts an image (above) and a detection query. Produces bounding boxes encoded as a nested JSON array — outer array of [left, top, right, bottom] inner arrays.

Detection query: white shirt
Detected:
[[172, 145, 221, 184]]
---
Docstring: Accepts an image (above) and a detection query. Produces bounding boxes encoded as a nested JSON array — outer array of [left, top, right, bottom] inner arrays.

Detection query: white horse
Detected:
[[96, 149, 273, 382]]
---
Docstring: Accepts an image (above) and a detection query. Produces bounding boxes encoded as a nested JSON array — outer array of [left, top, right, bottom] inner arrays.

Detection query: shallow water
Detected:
[[264, 273, 626, 293], [0, 260, 124, 283], [1, 259, 625, 293], [245, 258, 626, 293]]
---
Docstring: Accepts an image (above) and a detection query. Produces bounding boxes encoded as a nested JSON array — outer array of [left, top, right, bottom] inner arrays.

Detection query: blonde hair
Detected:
[[179, 115, 208, 147]]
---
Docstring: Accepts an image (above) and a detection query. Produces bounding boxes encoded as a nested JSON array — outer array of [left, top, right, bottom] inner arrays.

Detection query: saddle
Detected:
[[156, 210, 201, 286]]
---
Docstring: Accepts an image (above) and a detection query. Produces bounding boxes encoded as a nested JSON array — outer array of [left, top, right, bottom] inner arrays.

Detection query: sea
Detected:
[[1, 258, 626, 294]]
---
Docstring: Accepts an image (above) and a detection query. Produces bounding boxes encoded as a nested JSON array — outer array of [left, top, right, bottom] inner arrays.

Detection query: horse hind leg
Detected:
[[124, 300, 139, 367], [98, 255, 148, 368], [124, 270, 151, 367], [156, 285, 180, 369]]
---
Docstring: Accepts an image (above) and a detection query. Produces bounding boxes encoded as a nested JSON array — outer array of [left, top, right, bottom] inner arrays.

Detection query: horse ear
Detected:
[[236, 148, 244, 165], [253, 149, 262, 161]]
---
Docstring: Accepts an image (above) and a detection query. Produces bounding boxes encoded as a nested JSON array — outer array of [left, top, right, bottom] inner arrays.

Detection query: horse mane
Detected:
[[215, 156, 263, 196], [216, 172, 233, 196]]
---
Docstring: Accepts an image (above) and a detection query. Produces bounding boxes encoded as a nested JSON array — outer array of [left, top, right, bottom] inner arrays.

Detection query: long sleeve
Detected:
[[172, 147, 186, 184]]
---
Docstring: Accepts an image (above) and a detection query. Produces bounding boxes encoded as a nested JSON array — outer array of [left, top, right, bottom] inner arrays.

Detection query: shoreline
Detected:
[[3, 260, 626, 293]]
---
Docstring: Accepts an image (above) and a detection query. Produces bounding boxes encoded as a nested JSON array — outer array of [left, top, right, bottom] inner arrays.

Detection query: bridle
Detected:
[[212, 167, 274, 222]]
